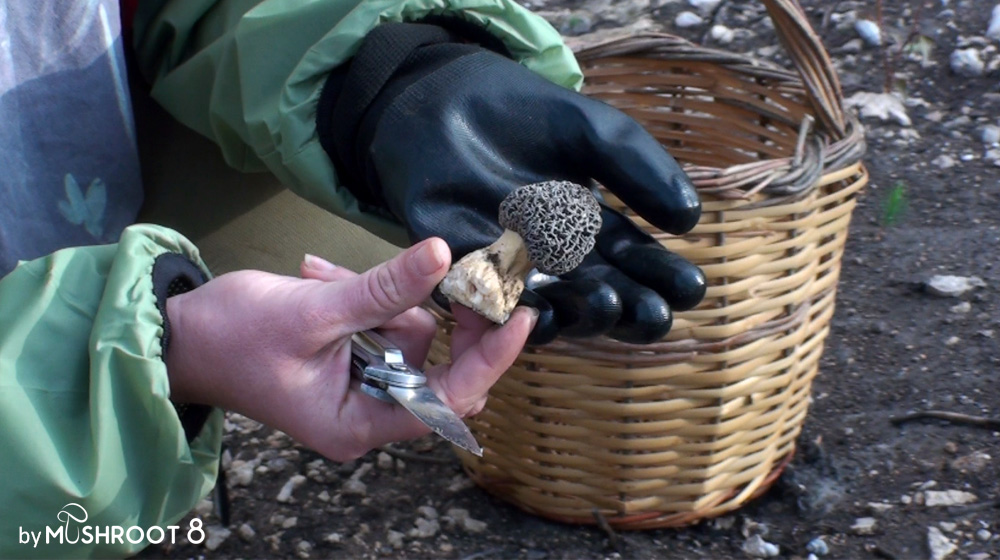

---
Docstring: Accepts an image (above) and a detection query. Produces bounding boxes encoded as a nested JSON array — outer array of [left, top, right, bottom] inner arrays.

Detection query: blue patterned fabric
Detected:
[[0, 0, 142, 275]]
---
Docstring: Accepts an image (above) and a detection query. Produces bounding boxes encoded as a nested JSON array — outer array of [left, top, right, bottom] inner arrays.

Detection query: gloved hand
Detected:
[[320, 23, 706, 345]]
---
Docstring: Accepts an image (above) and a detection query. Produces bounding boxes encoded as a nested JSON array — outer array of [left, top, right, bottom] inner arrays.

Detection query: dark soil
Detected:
[[141, 1, 1000, 558]]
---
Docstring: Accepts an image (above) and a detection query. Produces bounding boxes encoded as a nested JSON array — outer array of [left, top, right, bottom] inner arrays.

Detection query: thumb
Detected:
[[318, 238, 450, 333]]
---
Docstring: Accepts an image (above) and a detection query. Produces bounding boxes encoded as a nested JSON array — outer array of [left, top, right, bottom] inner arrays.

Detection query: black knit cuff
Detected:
[[152, 252, 212, 443]]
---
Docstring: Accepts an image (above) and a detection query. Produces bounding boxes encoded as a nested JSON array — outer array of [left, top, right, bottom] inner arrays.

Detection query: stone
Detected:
[[376, 452, 394, 470], [851, 517, 877, 535], [204, 526, 231, 552], [806, 537, 829, 556], [446, 508, 488, 533], [296, 540, 313, 559], [417, 505, 439, 520], [230, 460, 256, 487], [924, 275, 986, 298], [408, 517, 440, 539], [988, 4, 1000, 41], [845, 92, 911, 126], [276, 474, 307, 503], [978, 124, 1000, 144], [675, 11, 704, 28], [741, 535, 780, 558], [238, 523, 256, 541], [342, 479, 367, 497], [855, 19, 881, 46], [710, 25, 735, 44], [387, 530, 405, 549], [950, 48, 985, 77], [927, 526, 957, 560], [925, 490, 977, 507], [324, 532, 344, 545]]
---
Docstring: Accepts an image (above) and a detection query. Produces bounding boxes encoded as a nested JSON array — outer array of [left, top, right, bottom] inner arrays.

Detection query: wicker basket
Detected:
[[427, 0, 867, 529]]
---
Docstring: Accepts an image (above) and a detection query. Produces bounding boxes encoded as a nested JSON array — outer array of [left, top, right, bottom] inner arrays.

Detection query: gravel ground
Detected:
[[140, 1, 1000, 559]]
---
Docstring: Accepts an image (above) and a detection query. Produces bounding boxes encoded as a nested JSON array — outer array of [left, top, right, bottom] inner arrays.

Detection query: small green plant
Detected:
[[881, 181, 908, 227]]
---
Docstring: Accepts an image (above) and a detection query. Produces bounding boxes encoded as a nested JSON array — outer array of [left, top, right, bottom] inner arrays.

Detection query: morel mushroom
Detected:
[[439, 181, 602, 323]]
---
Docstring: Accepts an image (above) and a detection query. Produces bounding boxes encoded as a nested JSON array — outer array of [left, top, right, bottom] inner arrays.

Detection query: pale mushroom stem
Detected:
[[438, 229, 531, 324]]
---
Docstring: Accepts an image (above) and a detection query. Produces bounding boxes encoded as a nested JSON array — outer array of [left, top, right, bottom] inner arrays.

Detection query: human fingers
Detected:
[[377, 308, 439, 369], [312, 238, 450, 335], [300, 253, 437, 365], [300, 253, 357, 282], [572, 97, 701, 235], [432, 306, 536, 418]]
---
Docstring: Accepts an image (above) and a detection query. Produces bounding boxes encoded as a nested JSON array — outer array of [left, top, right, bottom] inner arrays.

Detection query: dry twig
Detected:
[[889, 410, 1000, 430]]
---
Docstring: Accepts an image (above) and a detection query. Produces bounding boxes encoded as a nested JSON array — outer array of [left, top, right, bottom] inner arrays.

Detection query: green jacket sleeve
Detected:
[[132, 0, 583, 247], [0, 225, 223, 558]]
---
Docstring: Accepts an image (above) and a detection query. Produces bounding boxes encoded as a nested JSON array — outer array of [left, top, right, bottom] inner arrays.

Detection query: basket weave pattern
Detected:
[[428, 0, 868, 529]]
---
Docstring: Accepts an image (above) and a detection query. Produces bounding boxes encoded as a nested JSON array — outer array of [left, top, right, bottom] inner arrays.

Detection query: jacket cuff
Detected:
[[152, 252, 213, 442]]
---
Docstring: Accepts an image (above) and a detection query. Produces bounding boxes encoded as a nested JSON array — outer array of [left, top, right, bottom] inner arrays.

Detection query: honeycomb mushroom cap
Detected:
[[498, 181, 602, 276]]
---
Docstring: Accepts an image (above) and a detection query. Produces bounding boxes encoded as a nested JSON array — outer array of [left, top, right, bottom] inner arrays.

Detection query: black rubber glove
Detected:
[[318, 22, 706, 345]]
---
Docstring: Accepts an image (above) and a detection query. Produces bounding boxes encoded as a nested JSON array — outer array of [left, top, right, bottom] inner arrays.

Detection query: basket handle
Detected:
[[760, 0, 846, 137], [571, 0, 848, 139]]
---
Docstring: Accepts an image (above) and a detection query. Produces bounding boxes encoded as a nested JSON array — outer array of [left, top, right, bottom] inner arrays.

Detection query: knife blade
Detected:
[[350, 329, 483, 457]]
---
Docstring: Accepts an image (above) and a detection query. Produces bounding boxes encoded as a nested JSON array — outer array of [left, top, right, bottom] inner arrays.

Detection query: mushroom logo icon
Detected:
[[56, 503, 88, 543]]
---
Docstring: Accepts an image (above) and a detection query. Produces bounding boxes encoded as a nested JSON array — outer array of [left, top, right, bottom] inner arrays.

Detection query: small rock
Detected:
[[342, 479, 367, 497], [376, 452, 394, 470], [675, 11, 704, 28], [741, 519, 769, 538], [987, 4, 1000, 41], [924, 275, 986, 298], [944, 336, 961, 346], [204, 526, 231, 552], [867, 502, 894, 514], [408, 517, 440, 539], [741, 535, 780, 558], [282, 517, 298, 529], [324, 532, 343, 545], [939, 521, 957, 532], [845, 92, 911, 126], [950, 48, 985, 77], [925, 490, 978, 507], [317, 490, 331, 502], [296, 540, 313, 559], [447, 475, 475, 493], [417, 505, 439, 520], [689, 0, 722, 13], [351, 462, 374, 480], [238, 523, 256, 541], [806, 536, 829, 556], [927, 526, 957, 560], [951, 450, 991, 472], [710, 25, 735, 44], [446, 508, 488, 533], [851, 517, 877, 535], [194, 498, 214, 517], [944, 441, 959, 454], [230, 460, 256, 487], [950, 301, 972, 314], [387, 530, 405, 549], [276, 474, 307, 503], [979, 124, 1000, 145], [901, 495, 913, 505], [931, 154, 957, 169], [855, 20, 881, 46], [976, 528, 992, 541]]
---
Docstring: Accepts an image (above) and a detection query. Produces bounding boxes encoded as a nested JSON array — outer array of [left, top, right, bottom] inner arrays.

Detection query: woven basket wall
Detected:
[[427, 0, 867, 529]]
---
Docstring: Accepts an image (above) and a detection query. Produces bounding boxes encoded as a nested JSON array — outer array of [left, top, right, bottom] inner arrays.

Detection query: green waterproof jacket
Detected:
[[1, 0, 579, 557]]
